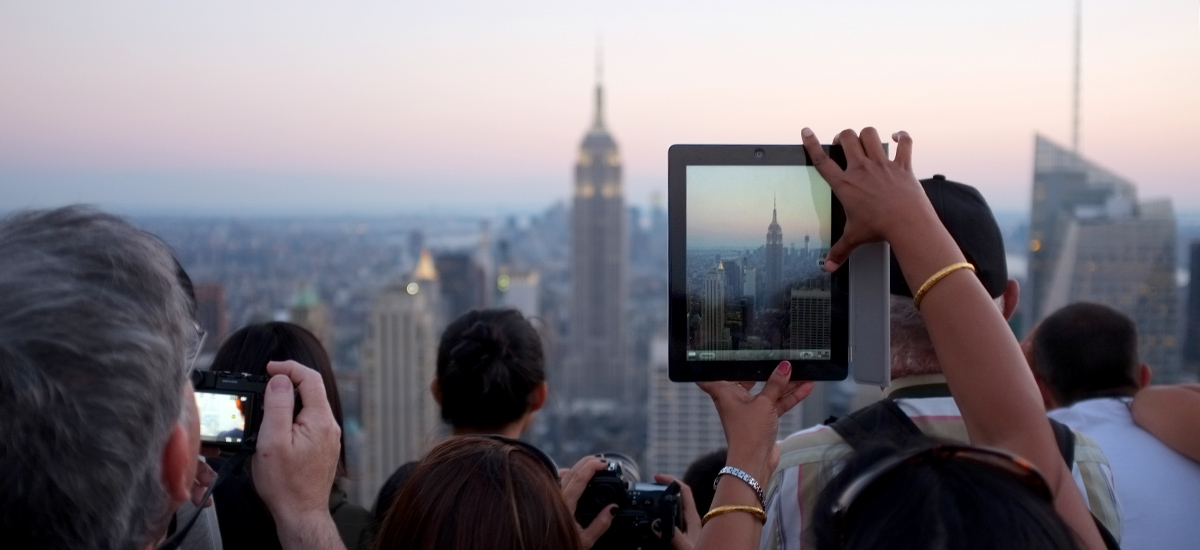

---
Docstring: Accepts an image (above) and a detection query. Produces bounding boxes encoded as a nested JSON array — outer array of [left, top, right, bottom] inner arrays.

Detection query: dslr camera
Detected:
[[191, 370, 272, 452], [574, 453, 683, 550]]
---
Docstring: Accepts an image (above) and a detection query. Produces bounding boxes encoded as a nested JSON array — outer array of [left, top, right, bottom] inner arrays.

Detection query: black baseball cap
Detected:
[[889, 175, 1008, 299]]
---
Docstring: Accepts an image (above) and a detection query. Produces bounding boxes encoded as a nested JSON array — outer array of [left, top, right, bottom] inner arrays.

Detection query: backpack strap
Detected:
[[827, 400, 926, 452], [1048, 417, 1075, 465]]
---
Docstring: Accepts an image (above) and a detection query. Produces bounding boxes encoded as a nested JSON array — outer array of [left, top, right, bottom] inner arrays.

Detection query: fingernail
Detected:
[[891, 132, 899, 141], [779, 361, 792, 376], [268, 375, 291, 393], [609, 507, 618, 516], [801, 127, 814, 138], [824, 259, 841, 272]]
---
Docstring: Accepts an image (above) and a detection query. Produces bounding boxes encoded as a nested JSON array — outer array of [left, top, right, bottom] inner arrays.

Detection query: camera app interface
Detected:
[[685, 165, 832, 361], [196, 392, 248, 443]]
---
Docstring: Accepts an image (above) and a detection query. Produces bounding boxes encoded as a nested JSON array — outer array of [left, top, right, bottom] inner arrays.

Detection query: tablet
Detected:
[[668, 145, 849, 381]]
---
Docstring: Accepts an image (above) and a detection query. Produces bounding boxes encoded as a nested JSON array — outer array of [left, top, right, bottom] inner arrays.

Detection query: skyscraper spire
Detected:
[[772, 194, 778, 224], [1072, 0, 1082, 152], [593, 36, 605, 130]]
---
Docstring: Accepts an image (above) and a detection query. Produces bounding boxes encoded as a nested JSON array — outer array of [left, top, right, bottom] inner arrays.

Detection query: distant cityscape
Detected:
[[685, 199, 831, 360], [137, 91, 1200, 509]]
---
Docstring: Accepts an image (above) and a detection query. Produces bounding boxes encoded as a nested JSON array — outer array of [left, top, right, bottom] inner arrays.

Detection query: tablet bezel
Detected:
[[668, 144, 849, 382]]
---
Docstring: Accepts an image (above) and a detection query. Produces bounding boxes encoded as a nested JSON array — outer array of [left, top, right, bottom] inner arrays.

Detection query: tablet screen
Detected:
[[685, 165, 833, 362], [668, 144, 849, 381]]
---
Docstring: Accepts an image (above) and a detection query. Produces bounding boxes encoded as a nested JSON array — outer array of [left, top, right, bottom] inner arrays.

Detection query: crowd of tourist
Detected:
[[2, 128, 1197, 550]]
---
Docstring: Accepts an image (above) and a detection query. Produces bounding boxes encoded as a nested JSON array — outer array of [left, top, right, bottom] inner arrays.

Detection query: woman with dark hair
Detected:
[[371, 309, 548, 519], [376, 436, 581, 550], [207, 322, 371, 550]]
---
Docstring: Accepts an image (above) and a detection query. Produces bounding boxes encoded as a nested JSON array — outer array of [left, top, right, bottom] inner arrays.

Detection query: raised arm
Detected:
[[1132, 384, 1200, 462], [801, 127, 1105, 550]]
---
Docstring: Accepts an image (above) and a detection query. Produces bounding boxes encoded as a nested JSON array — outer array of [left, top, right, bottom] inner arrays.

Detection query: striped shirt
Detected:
[[760, 384, 1121, 550]]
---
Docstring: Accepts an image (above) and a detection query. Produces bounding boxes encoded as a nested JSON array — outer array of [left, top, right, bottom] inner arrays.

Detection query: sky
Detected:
[[1, 1, 1198, 216], [687, 165, 830, 250]]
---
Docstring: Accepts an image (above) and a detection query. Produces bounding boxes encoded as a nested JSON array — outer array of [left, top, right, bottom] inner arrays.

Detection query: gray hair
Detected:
[[890, 294, 1006, 379], [0, 206, 194, 549]]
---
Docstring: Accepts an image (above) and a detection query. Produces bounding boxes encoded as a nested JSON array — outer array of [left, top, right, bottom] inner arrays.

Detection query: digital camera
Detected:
[[191, 370, 271, 452], [574, 453, 683, 550]]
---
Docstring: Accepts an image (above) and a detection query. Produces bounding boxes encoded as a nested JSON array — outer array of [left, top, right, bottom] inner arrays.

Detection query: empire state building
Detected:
[[567, 72, 629, 405]]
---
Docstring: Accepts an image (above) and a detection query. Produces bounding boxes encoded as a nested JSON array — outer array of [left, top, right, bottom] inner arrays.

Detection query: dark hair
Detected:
[[436, 309, 545, 430], [812, 442, 1079, 550], [376, 436, 581, 550], [209, 321, 347, 477], [682, 448, 727, 515], [1033, 302, 1140, 406]]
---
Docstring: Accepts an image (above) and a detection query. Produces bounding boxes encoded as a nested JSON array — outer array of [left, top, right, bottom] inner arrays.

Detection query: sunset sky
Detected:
[[2, 1, 1197, 215], [687, 165, 831, 250]]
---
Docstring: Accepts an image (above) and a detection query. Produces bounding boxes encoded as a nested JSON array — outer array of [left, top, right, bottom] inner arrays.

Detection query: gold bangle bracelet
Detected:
[[701, 505, 767, 526], [912, 262, 975, 310]]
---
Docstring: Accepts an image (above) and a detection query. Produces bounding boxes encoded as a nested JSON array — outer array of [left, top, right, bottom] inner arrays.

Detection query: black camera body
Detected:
[[575, 454, 683, 550], [191, 370, 271, 452]]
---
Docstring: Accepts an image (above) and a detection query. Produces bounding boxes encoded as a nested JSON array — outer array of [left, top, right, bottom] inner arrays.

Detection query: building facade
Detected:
[[1028, 135, 1181, 380], [567, 76, 629, 406], [357, 250, 443, 506]]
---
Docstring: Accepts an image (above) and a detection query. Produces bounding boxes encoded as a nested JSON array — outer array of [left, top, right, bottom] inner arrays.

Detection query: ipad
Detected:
[[668, 145, 850, 381]]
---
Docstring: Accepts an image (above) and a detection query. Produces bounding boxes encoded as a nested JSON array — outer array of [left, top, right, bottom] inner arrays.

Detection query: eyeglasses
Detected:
[[186, 321, 207, 372], [830, 444, 1053, 546]]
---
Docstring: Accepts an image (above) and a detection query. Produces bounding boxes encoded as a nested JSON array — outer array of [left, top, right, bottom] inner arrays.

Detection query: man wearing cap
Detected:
[[758, 176, 1121, 550]]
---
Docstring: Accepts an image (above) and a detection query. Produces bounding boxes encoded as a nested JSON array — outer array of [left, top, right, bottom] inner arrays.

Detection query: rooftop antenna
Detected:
[[593, 34, 605, 130], [1072, 0, 1082, 152]]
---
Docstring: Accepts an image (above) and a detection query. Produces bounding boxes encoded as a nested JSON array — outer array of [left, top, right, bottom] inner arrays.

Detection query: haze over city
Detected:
[[2, 0, 1198, 215]]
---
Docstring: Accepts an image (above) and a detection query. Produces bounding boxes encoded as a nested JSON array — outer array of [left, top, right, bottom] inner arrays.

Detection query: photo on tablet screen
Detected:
[[685, 165, 832, 362]]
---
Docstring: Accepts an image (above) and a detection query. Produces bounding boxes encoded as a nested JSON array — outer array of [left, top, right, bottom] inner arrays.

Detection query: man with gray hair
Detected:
[[0, 206, 346, 550], [758, 176, 1121, 550]]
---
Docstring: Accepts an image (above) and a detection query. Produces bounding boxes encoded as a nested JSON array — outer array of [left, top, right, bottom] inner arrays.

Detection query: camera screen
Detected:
[[196, 391, 248, 444], [685, 165, 832, 362]]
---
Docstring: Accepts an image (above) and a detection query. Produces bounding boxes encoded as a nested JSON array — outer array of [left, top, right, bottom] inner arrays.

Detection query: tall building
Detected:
[[434, 251, 488, 321], [789, 289, 831, 350], [700, 263, 728, 350], [1181, 242, 1200, 382], [1027, 135, 1181, 380], [645, 333, 806, 477], [358, 250, 443, 506], [764, 199, 784, 308], [567, 69, 629, 406]]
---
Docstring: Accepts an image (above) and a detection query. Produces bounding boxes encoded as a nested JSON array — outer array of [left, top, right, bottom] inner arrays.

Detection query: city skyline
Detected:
[[2, 1, 1197, 214]]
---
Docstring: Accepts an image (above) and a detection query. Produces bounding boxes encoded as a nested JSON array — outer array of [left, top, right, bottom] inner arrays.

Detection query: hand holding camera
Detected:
[[249, 361, 344, 548]]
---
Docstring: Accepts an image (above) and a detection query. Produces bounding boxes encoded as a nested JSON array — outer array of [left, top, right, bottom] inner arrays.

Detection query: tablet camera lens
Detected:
[[754, 148, 765, 159]]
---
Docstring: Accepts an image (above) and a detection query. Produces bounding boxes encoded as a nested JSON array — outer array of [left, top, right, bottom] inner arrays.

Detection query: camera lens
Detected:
[[754, 148, 765, 159]]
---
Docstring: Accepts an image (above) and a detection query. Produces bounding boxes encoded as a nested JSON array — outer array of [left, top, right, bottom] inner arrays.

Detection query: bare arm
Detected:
[[1132, 384, 1200, 462], [802, 127, 1105, 550]]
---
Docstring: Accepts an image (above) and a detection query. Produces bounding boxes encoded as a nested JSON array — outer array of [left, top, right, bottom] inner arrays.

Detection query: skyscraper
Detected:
[[434, 251, 488, 321], [289, 285, 334, 357], [1183, 242, 1200, 382], [358, 250, 443, 505], [567, 66, 628, 406], [1027, 135, 1181, 380], [193, 283, 228, 354], [789, 289, 831, 350], [700, 263, 728, 350], [764, 199, 784, 308]]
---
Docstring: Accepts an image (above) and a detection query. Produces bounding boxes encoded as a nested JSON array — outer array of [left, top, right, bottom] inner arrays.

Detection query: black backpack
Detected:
[[826, 400, 1120, 549]]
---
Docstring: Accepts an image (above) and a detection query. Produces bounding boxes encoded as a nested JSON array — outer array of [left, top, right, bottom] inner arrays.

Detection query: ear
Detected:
[[1032, 373, 1059, 411], [528, 382, 548, 413], [1001, 279, 1020, 320], [1138, 364, 1152, 388], [161, 423, 194, 506], [431, 379, 443, 406]]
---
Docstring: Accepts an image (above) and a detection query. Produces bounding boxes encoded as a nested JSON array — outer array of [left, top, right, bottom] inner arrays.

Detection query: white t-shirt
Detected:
[[1049, 397, 1200, 550]]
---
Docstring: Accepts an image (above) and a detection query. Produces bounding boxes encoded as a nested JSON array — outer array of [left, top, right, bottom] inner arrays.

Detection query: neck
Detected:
[[453, 421, 525, 439]]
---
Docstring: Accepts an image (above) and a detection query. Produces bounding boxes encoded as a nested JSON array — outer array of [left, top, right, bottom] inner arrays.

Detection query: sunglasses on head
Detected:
[[830, 444, 1053, 546]]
